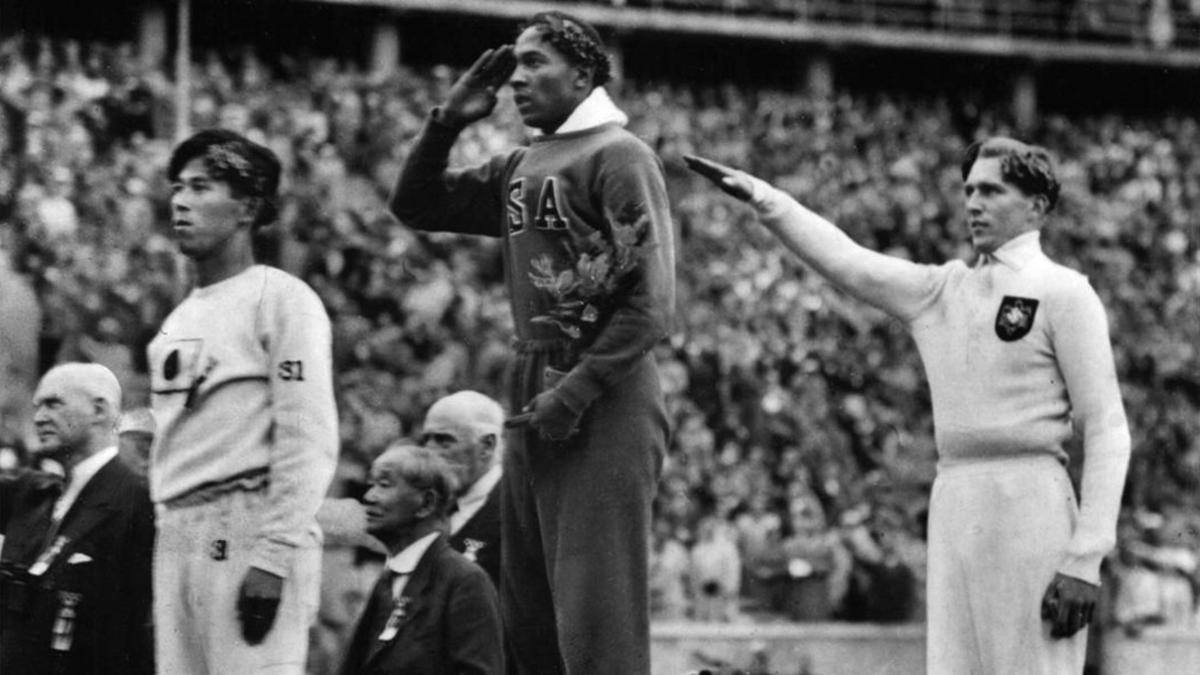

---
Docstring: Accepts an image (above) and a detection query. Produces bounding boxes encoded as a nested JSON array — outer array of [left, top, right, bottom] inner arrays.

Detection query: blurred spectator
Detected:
[[691, 516, 743, 622], [0, 241, 39, 443], [779, 491, 851, 621], [650, 518, 693, 620], [0, 433, 27, 477], [117, 406, 154, 476], [839, 505, 920, 622], [1111, 510, 1199, 633]]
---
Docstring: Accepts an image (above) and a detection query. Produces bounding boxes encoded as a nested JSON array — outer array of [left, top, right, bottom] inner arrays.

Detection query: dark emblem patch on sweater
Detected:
[[995, 296, 1039, 342]]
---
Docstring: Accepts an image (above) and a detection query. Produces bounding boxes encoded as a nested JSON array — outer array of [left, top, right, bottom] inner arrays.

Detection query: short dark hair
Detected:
[[168, 129, 281, 228], [522, 11, 612, 88], [961, 137, 1060, 213]]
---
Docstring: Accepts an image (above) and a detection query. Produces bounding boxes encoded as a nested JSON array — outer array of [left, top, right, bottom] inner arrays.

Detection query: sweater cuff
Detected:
[[552, 370, 606, 416], [1057, 551, 1104, 586], [251, 539, 297, 580]]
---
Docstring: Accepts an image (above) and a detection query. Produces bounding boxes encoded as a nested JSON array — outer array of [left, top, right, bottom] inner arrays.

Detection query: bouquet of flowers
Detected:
[[528, 203, 655, 342]]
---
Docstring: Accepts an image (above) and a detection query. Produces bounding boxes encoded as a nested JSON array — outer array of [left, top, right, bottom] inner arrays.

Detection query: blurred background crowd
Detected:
[[570, 0, 1200, 49], [0, 33, 1197, 634]]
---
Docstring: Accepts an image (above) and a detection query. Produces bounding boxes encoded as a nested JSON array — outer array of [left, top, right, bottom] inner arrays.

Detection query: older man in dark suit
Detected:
[[339, 444, 503, 675], [0, 363, 154, 675], [419, 391, 504, 587]]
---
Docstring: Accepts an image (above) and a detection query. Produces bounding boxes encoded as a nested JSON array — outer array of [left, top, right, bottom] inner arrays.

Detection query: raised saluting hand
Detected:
[[438, 46, 517, 129]]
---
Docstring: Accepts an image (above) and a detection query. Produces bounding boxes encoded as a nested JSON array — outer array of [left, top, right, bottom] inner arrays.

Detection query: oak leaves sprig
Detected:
[[528, 204, 655, 341]]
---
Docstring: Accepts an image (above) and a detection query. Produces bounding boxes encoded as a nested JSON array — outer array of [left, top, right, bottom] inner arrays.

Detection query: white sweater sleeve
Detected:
[[747, 178, 942, 320], [251, 281, 339, 578], [1051, 280, 1131, 584]]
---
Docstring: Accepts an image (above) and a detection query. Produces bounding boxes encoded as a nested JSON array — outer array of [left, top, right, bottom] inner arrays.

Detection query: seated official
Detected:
[[0, 363, 154, 675], [418, 391, 504, 587], [339, 444, 503, 675]]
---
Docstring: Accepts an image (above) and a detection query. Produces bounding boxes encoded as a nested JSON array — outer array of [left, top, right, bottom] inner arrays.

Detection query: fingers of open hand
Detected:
[[683, 155, 730, 184], [683, 155, 752, 201], [721, 175, 754, 201], [465, 48, 496, 79], [470, 46, 515, 89], [485, 45, 516, 85]]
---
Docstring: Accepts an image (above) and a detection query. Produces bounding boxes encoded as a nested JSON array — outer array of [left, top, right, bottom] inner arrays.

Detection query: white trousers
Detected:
[[154, 489, 320, 675], [927, 456, 1086, 675]]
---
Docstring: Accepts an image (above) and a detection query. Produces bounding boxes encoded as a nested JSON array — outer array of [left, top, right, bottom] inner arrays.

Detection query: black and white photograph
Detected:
[[0, 1, 1197, 673]]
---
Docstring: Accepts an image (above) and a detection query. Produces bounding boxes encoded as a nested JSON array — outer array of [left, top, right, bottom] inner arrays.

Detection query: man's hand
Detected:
[[524, 391, 580, 441], [439, 46, 516, 129], [237, 566, 284, 645], [1041, 572, 1099, 639], [683, 155, 755, 202]]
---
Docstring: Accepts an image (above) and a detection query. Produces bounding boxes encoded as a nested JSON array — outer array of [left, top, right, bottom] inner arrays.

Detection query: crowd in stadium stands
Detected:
[[1, 36, 1198, 632], [580, 0, 1200, 49]]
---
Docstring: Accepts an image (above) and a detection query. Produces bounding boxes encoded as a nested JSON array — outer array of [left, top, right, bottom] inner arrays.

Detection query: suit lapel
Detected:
[[2, 485, 58, 564], [362, 535, 446, 668], [453, 487, 498, 546], [55, 459, 123, 548]]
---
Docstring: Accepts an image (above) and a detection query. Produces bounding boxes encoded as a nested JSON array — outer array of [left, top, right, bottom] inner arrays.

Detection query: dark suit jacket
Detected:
[[0, 458, 154, 675], [339, 534, 503, 675], [448, 484, 500, 589]]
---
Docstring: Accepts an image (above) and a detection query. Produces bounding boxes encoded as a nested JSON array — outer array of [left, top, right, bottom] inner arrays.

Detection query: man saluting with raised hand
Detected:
[[390, 12, 674, 675], [687, 141, 1129, 675]]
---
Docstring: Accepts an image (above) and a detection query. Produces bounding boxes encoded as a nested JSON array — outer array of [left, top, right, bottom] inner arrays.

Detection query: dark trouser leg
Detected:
[[501, 420, 566, 675], [502, 350, 566, 675], [546, 360, 664, 675], [502, 352, 665, 675]]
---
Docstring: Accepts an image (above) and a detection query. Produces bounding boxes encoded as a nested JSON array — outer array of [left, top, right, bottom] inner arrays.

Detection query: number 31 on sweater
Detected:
[[278, 360, 305, 381]]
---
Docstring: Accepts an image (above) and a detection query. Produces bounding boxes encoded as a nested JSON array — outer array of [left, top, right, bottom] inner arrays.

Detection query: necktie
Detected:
[[367, 569, 400, 641], [30, 472, 65, 555]]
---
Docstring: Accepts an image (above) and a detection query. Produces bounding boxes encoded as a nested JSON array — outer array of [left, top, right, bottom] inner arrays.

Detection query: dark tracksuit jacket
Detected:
[[390, 113, 674, 675]]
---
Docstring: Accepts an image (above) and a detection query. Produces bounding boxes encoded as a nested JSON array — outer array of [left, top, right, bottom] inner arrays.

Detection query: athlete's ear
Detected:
[[239, 196, 260, 227], [572, 65, 592, 91], [1031, 193, 1049, 217]]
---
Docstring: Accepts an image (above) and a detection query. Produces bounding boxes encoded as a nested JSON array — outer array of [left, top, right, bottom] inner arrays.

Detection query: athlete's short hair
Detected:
[[522, 11, 612, 88], [168, 129, 282, 228], [961, 137, 1060, 213]]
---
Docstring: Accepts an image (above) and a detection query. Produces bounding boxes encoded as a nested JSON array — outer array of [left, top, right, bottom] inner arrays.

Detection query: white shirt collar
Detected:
[[450, 465, 501, 535], [544, 87, 628, 136], [53, 446, 118, 522], [385, 531, 441, 576], [980, 230, 1043, 271]]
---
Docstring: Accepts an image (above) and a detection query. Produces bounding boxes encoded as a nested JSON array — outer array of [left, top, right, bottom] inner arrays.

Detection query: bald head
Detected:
[[425, 391, 505, 438], [33, 363, 123, 465], [420, 391, 505, 492]]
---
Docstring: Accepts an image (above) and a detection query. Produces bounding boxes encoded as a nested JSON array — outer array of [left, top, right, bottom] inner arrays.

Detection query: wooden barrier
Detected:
[[651, 622, 1200, 675]]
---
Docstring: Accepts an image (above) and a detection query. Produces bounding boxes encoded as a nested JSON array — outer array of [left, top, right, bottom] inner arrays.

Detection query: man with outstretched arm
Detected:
[[687, 140, 1129, 674]]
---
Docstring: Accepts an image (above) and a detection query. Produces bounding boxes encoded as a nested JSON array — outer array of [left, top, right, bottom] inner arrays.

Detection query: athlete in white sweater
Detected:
[[149, 130, 337, 674], [688, 139, 1129, 674]]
